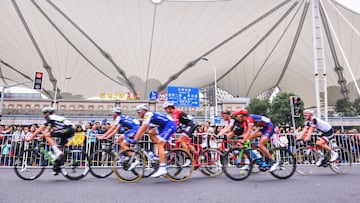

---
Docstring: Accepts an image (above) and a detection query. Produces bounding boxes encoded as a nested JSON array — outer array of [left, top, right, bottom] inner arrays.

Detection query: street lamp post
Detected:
[[200, 56, 218, 121], [53, 77, 72, 110]]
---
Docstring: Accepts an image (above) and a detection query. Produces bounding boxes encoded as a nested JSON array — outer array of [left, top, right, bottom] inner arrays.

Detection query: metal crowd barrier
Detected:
[[1, 133, 359, 168]]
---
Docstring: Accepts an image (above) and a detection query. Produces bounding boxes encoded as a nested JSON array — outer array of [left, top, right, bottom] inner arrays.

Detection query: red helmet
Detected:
[[233, 109, 248, 116]]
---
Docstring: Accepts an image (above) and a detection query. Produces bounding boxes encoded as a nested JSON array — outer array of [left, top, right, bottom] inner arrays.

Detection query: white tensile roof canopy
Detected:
[[0, 0, 359, 108]]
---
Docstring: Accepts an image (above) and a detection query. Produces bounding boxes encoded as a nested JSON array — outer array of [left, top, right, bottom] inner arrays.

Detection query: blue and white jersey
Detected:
[[114, 115, 140, 131], [142, 112, 175, 127]]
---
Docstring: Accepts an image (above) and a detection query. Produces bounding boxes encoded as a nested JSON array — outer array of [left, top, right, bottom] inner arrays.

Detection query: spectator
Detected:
[[1, 139, 11, 166], [86, 123, 98, 157], [286, 128, 296, 154]]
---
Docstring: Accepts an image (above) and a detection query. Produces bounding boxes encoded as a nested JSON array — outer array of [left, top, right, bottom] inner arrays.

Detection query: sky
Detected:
[[336, 0, 360, 13]]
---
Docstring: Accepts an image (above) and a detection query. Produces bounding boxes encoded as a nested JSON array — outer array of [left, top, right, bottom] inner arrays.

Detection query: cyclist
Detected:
[[296, 109, 338, 166], [234, 109, 279, 172], [96, 107, 140, 152], [162, 101, 197, 154], [25, 107, 76, 174], [127, 104, 177, 178], [217, 109, 235, 137]]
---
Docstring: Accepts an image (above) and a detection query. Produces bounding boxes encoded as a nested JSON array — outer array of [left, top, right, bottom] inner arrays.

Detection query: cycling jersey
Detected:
[[231, 116, 246, 136], [305, 117, 333, 140], [143, 112, 177, 142], [247, 114, 274, 137], [44, 114, 76, 146], [114, 115, 140, 138], [171, 109, 196, 138]]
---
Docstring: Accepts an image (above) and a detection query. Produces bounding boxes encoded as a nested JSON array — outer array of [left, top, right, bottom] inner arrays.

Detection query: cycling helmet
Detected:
[[303, 109, 313, 116], [42, 107, 55, 114], [163, 101, 175, 109], [111, 107, 122, 114], [136, 104, 148, 112], [233, 108, 248, 116]]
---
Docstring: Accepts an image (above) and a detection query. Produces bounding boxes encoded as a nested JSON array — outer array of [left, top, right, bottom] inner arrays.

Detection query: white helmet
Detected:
[[303, 109, 314, 116], [162, 101, 175, 109], [136, 104, 148, 112], [42, 106, 55, 114], [111, 107, 122, 114]]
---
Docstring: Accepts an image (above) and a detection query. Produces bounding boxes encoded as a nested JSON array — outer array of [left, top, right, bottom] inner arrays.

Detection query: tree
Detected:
[[246, 98, 269, 116], [335, 99, 353, 115], [268, 92, 304, 126], [353, 97, 360, 115]]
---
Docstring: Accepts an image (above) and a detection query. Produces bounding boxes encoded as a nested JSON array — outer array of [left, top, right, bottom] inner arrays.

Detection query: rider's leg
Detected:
[[44, 132, 62, 156], [316, 138, 331, 151], [316, 137, 338, 162], [258, 136, 273, 161], [180, 134, 196, 154]]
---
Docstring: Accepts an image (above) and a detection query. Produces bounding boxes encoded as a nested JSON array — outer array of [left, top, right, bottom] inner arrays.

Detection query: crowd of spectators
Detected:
[[1, 120, 360, 166]]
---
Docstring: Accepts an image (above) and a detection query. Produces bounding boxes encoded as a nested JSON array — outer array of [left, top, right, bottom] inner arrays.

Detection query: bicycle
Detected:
[[112, 140, 193, 183], [14, 139, 90, 180], [89, 139, 118, 178], [173, 134, 223, 177], [222, 139, 296, 181], [217, 136, 264, 174], [294, 139, 352, 175]]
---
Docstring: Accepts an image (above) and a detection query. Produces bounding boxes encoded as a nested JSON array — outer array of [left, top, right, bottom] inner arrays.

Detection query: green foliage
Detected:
[[268, 92, 304, 126], [246, 98, 269, 116], [353, 97, 360, 114], [335, 98, 353, 113]]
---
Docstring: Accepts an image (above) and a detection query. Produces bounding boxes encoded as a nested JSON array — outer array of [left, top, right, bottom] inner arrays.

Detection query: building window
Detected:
[[79, 105, 84, 110], [17, 104, 23, 109], [34, 104, 40, 109], [98, 105, 104, 110], [25, 104, 31, 109], [88, 105, 94, 110], [60, 105, 66, 110], [8, 104, 14, 109], [70, 105, 75, 110]]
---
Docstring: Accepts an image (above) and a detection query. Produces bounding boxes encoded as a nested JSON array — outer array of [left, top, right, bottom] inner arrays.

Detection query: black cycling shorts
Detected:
[[50, 126, 76, 146]]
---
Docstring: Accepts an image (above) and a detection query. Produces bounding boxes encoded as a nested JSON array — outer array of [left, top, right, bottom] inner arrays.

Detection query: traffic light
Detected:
[[291, 96, 301, 117], [33, 71, 43, 90]]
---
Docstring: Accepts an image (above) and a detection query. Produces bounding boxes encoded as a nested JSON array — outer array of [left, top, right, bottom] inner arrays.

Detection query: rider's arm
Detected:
[[242, 125, 253, 141], [218, 124, 233, 136], [297, 127, 308, 141], [98, 124, 119, 139], [304, 126, 315, 142], [133, 123, 148, 141], [26, 126, 46, 141]]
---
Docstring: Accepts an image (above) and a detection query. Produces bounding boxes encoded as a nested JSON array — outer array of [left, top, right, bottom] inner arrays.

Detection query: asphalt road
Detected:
[[1, 166, 360, 203]]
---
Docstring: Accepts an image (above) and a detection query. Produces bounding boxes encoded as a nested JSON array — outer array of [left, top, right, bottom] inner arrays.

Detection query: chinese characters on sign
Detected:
[[167, 86, 199, 107]]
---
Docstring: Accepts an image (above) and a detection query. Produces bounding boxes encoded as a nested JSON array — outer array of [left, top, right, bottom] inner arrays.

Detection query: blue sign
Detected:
[[149, 91, 158, 100], [214, 115, 221, 124], [167, 86, 200, 107]]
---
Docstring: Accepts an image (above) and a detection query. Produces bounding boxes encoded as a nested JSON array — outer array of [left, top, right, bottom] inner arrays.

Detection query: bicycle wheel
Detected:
[[14, 149, 45, 180], [294, 147, 317, 176], [329, 146, 352, 175], [61, 150, 90, 180], [199, 148, 223, 177], [142, 155, 160, 178], [89, 149, 114, 178], [269, 147, 296, 179], [165, 148, 193, 182], [222, 148, 252, 181], [113, 149, 145, 183]]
